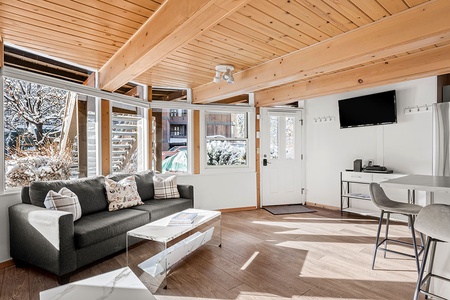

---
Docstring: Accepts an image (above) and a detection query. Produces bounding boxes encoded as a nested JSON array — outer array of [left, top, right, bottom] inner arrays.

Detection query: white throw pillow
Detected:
[[104, 175, 144, 211], [44, 187, 82, 221], [153, 175, 180, 199]]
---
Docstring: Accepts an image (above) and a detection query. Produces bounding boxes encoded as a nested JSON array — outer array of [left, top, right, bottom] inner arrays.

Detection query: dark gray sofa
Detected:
[[8, 170, 193, 284]]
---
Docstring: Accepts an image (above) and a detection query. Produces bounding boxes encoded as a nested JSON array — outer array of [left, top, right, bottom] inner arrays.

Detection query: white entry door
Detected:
[[261, 109, 304, 206]]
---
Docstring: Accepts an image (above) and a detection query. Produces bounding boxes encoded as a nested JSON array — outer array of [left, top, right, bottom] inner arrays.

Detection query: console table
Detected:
[[340, 171, 406, 216]]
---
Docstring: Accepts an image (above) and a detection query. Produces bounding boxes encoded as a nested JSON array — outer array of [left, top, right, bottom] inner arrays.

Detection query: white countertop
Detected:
[[381, 174, 450, 193]]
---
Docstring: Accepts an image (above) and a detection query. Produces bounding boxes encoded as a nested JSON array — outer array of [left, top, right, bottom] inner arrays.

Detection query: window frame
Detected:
[[0, 67, 149, 193], [200, 108, 255, 174], [150, 103, 193, 175]]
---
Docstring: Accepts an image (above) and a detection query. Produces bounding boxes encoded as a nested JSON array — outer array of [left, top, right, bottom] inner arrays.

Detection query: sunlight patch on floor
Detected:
[[241, 251, 259, 270]]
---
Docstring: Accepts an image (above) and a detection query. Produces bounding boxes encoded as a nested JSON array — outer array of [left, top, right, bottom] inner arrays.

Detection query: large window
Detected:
[[2, 76, 102, 189], [152, 108, 189, 174], [111, 106, 145, 174], [205, 111, 248, 166]]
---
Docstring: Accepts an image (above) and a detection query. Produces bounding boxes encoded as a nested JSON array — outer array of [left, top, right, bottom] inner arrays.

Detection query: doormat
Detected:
[[263, 204, 316, 215]]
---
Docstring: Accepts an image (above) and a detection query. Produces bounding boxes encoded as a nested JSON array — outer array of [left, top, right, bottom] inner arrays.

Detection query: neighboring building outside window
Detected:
[[152, 108, 189, 174]]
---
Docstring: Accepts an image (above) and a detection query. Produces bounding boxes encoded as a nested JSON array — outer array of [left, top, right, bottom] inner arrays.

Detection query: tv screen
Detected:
[[338, 90, 397, 128]]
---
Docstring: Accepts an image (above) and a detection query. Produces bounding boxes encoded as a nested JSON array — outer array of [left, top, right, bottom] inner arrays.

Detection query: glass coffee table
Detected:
[[40, 267, 156, 300], [126, 208, 221, 291]]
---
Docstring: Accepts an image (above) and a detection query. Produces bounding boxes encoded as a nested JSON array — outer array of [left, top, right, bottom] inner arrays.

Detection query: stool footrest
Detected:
[[376, 238, 424, 259]]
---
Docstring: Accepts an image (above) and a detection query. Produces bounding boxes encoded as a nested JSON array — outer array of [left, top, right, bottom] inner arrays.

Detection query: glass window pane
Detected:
[[205, 112, 247, 139], [206, 139, 247, 166], [270, 116, 279, 159], [111, 110, 143, 174], [286, 116, 295, 160], [3, 77, 79, 189], [152, 108, 189, 174]]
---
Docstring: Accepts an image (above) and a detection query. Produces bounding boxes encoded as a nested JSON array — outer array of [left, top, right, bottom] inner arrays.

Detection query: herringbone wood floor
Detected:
[[0, 207, 422, 300]]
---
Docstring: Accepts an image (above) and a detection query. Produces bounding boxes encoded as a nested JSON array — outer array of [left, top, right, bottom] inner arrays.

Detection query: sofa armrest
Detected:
[[177, 184, 194, 206], [9, 203, 76, 276]]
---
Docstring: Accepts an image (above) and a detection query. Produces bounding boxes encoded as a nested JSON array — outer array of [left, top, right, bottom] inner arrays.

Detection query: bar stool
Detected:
[[414, 204, 450, 300], [369, 183, 423, 271]]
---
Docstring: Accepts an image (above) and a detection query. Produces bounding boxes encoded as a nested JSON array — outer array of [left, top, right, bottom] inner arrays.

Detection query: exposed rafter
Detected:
[[193, 0, 450, 104], [98, 0, 251, 92], [255, 43, 450, 106]]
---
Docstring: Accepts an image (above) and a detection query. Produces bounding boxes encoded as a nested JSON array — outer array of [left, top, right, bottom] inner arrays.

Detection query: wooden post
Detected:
[[101, 100, 111, 175], [193, 110, 201, 174], [0, 36, 3, 68], [77, 101, 88, 178], [153, 111, 163, 172], [147, 86, 153, 170], [255, 107, 261, 208]]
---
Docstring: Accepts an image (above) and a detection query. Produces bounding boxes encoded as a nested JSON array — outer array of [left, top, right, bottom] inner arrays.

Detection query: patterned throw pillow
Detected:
[[44, 187, 82, 221], [153, 175, 180, 199], [104, 176, 144, 211]]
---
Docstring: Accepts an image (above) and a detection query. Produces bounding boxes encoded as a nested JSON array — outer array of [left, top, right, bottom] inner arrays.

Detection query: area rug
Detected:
[[263, 204, 316, 215]]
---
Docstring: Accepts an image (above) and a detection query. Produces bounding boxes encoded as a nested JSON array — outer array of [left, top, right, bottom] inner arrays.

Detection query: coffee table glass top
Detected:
[[127, 208, 221, 243]]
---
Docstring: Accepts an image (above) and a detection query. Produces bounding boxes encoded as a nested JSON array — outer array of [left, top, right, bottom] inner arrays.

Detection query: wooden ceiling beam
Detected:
[[193, 0, 450, 103], [99, 0, 251, 92], [255, 43, 450, 106]]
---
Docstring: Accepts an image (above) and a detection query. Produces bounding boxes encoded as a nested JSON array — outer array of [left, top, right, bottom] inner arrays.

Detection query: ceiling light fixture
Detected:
[[213, 64, 235, 84]]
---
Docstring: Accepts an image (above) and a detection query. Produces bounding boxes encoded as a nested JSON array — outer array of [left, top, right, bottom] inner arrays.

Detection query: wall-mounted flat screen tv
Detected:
[[338, 90, 397, 128]]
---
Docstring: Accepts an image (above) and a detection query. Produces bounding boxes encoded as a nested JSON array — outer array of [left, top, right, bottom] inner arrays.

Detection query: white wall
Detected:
[[0, 192, 21, 263], [304, 77, 437, 207], [178, 172, 257, 210]]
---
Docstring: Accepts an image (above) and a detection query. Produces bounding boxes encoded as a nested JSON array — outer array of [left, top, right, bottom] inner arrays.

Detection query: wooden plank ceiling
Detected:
[[1, 0, 450, 106]]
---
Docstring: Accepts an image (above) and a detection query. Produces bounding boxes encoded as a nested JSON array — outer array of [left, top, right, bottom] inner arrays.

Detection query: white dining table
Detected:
[[381, 174, 450, 204]]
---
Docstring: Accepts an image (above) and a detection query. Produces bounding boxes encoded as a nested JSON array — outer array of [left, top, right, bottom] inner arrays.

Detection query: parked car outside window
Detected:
[[162, 146, 187, 160]]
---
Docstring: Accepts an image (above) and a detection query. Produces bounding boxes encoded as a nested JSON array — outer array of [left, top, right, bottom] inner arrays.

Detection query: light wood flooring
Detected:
[[0, 207, 423, 300]]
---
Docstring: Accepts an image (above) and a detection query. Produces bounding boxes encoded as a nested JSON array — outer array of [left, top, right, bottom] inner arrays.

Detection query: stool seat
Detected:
[[414, 204, 450, 300], [369, 184, 422, 215], [415, 204, 450, 243]]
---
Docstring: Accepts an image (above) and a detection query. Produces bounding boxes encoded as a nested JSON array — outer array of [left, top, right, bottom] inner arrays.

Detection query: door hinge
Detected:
[[301, 188, 305, 194], [301, 154, 304, 160], [300, 119, 304, 126]]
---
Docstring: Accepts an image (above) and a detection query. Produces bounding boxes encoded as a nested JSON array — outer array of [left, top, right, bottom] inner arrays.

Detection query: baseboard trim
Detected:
[[0, 259, 14, 269], [305, 202, 340, 211], [219, 206, 257, 213]]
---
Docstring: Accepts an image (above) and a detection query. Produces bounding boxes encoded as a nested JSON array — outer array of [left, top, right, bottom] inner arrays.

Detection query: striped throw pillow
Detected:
[[44, 187, 82, 221], [153, 175, 180, 199]]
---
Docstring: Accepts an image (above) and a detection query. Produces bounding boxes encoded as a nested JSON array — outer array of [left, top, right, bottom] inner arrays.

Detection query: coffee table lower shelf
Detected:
[[126, 208, 221, 291]]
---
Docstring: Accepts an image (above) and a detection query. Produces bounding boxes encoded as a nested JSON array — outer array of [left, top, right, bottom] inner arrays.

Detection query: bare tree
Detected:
[[3, 77, 68, 148]]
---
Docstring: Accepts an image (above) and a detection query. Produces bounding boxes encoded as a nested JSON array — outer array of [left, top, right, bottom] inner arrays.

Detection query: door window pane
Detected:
[[270, 116, 279, 159], [285, 116, 295, 160]]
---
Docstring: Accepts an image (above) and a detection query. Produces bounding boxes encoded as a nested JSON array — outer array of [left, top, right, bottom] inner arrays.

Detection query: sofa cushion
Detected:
[[131, 198, 193, 222], [135, 170, 155, 200], [153, 175, 180, 199], [73, 209, 149, 248], [44, 187, 82, 221], [29, 176, 107, 216], [104, 176, 144, 211]]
